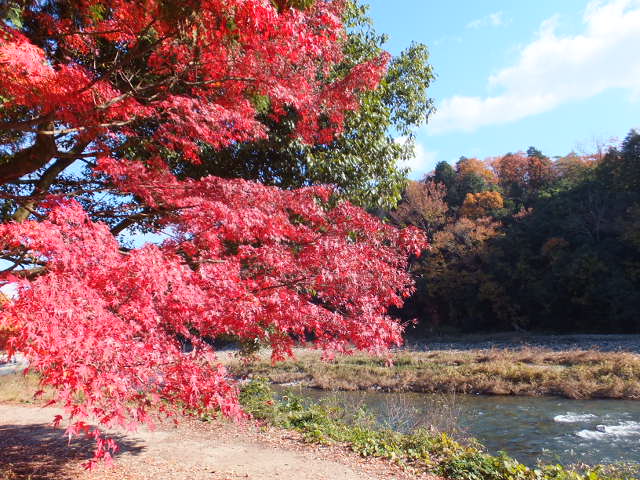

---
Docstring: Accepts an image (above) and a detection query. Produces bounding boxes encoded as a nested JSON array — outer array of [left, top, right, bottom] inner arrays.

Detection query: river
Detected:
[[283, 387, 640, 467]]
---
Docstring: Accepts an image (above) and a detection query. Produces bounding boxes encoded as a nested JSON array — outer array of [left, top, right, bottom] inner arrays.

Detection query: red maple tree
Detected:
[[0, 0, 425, 466]]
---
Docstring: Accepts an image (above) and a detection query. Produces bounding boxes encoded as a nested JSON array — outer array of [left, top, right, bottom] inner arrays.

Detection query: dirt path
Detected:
[[0, 404, 435, 480]]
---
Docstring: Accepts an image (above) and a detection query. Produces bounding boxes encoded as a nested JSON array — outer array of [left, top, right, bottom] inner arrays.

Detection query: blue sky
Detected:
[[366, 0, 640, 178]]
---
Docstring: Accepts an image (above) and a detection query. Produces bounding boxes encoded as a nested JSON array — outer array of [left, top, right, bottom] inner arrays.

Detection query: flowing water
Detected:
[[283, 387, 640, 467]]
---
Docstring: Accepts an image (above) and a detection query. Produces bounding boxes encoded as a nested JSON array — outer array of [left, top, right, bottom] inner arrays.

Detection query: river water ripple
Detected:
[[287, 388, 640, 467]]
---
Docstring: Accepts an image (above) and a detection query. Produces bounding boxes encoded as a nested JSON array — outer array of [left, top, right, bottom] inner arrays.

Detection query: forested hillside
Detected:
[[393, 130, 640, 334]]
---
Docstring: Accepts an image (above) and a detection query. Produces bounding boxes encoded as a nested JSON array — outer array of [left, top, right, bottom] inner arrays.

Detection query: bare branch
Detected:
[[37, 120, 136, 136]]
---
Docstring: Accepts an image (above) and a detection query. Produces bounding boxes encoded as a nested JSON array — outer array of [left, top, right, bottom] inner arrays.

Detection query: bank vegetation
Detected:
[[228, 347, 640, 400]]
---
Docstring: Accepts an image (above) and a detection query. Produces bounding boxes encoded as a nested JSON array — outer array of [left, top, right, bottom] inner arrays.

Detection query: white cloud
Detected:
[[430, 0, 640, 134], [396, 137, 438, 178], [467, 11, 506, 29]]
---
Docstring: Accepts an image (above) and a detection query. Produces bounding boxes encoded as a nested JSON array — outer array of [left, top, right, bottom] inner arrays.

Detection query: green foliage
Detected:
[[600, 130, 640, 192], [238, 379, 627, 480], [434, 161, 456, 189], [88, 3, 107, 21], [0, 1, 24, 28], [440, 451, 510, 480], [238, 376, 281, 420]]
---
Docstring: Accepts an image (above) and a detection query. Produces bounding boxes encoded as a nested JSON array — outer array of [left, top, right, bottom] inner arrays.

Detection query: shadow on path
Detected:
[[0, 423, 144, 479]]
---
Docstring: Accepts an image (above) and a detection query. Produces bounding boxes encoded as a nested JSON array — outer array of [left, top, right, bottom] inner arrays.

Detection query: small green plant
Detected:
[[238, 376, 280, 421], [570, 463, 640, 480]]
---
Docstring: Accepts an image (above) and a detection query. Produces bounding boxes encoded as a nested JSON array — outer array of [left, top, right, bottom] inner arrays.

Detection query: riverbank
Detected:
[[287, 386, 640, 468], [1, 373, 637, 480], [0, 402, 431, 480], [227, 347, 640, 400], [238, 379, 638, 480]]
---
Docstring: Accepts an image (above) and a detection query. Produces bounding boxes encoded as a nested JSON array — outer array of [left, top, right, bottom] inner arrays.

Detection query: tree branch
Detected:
[[110, 208, 155, 236], [36, 120, 136, 136], [12, 141, 91, 221], [0, 119, 57, 186]]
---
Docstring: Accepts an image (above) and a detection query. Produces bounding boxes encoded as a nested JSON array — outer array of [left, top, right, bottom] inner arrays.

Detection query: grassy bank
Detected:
[[0, 373, 47, 404], [238, 378, 638, 480], [228, 347, 640, 400]]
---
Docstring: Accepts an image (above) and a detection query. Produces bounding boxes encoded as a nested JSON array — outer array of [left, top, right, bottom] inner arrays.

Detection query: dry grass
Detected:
[[0, 469, 31, 480], [227, 347, 640, 400], [3, 348, 639, 404], [0, 373, 51, 405]]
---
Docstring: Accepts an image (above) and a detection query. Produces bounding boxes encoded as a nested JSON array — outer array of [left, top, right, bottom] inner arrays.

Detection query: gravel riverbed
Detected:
[[404, 334, 640, 353]]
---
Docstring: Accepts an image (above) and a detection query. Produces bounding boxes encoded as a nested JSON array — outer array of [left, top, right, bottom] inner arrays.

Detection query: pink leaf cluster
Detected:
[[0, 171, 425, 463]]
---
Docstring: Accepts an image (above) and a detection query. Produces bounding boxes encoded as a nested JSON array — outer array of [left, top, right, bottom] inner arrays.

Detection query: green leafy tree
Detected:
[[433, 161, 457, 189], [430, 158, 496, 208], [600, 129, 640, 192]]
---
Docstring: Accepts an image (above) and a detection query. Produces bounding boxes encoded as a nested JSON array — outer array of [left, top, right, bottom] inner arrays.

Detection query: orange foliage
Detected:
[[492, 152, 552, 191], [432, 216, 501, 251], [459, 191, 504, 218], [456, 157, 497, 184], [553, 153, 598, 180]]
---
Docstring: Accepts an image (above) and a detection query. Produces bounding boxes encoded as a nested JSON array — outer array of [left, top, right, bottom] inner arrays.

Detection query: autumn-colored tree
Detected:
[[540, 237, 571, 260], [492, 153, 529, 189], [403, 216, 509, 332], [491, 151, 552, 205], [390, 180, 448, 235], [552, 153, 598, 184], [0, 0, 426, 466], [427, 158, 496, 208], [456, 157, 497, 185], [459, 191, 504, 219]]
